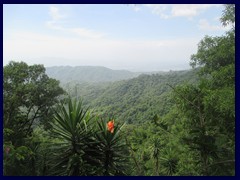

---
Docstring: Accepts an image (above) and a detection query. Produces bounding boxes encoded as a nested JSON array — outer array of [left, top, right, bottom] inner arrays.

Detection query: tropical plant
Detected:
[[149, 136, 162, 176], [94, 118, 130, 175], [48, 98, 97, 176]]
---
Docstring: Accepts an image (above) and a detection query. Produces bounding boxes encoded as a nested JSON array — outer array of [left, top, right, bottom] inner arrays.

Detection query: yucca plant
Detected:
[[160, 148, 178, 176], [48, 98, 98, 176], [149, 136, 162, 176], [94, 118, 129, 176]]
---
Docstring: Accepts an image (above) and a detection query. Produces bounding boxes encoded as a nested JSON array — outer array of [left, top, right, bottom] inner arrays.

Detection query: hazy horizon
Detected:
[[3, 59, 192, 72], [3, 4, 230, 72]]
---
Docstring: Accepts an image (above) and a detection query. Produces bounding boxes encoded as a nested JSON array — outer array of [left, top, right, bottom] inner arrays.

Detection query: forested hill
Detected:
[[3, 5, 234, 176], [65, 68, 200, 124], [46, 66, 142, 83]]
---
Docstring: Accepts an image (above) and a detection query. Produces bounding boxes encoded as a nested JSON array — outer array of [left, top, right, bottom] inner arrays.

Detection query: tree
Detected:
[[4, 61, 65, 139], [190, 4, 235, 74], [149, 136, 161, 175], [221, 4, 235, 28], [3, 61, 65, 175], [171, 4, 235, 175]]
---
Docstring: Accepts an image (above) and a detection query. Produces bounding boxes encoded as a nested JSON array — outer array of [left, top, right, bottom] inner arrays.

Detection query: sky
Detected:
[[3, 4, 230, 71]]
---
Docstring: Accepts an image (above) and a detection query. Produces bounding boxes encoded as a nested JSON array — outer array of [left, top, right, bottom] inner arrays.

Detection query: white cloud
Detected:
[[198, 19, 222, 31], [145, 4, 222, 19], [46, 21, 63, 30], [46, 6, 66, 30], [198, 19, 231, 31], [49, 6, 66, 21], [70, 28, 105, 39], [171, 4, 220, 18], [144, 4, 169, 19], [46, 5, 106, 39]]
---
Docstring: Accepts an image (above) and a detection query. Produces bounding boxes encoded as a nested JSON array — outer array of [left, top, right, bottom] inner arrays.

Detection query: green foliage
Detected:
[[170, 4, 235, 175], [4, 61, 65, 136], [94, 119, 129, 175], [190, 33, 234, 74], [172, 81, 235, 175], [3, 61, 65, 175], [3, 5, 235, 176], [122, 5, 235, 176], [221, 4, 235, 27], [3, 144, 35, 176], [64, 69, 199, 125], [46, 98, 129, 176], [48, 98, 96, 175]]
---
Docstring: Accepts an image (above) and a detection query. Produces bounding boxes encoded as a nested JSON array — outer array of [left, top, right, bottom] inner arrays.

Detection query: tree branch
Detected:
[[167, 83, 201, 111], [124, 136, 143, 175], [207, 160, 235, 167]]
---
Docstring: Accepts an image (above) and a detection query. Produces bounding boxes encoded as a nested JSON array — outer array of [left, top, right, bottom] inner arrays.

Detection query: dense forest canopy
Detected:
[[60, 69, 200, 124], [3, 4, 235, 176]]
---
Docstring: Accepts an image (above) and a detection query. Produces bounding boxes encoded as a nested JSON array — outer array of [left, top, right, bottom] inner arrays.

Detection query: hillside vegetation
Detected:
[[3, 5, 235, 176], [64, 69, 200, 124]]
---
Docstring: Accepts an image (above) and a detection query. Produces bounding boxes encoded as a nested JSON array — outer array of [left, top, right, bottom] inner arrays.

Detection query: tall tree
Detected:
[[3, 61, 65, 175], [4, 61, 65, 142], [172, 4, 235, 175]]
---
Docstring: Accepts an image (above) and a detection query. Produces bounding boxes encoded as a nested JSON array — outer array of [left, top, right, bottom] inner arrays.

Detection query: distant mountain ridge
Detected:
[[45, 66, 141, 83]]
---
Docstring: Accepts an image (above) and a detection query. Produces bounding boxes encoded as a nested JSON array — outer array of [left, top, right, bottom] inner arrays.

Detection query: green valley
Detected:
[[3, 4, 235, 176], [58, 68, 200, 124]]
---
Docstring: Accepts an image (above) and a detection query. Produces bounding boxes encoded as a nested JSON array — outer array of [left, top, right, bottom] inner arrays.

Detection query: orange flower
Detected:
[[107, 120, 114, 133]]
